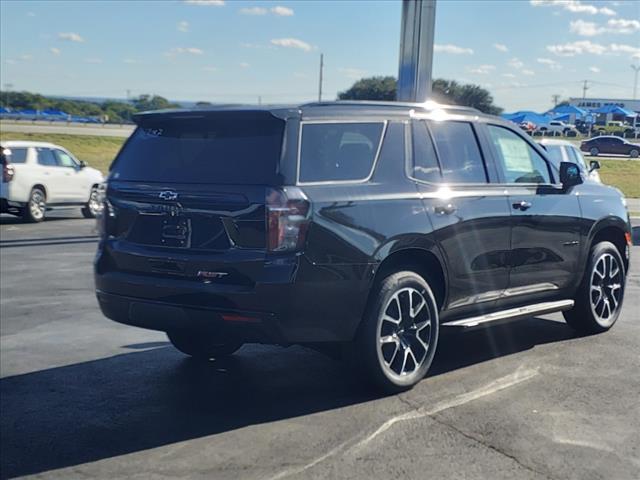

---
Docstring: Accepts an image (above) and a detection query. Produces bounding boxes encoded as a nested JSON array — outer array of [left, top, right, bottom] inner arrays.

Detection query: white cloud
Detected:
[[522, 69, 536, 75], [469, 64, 496, 74], [27, 11, 36, 17], [537, 57, 563, 70], [270, 38, 313, 52], [239, 7, 267, 15], [502, 73, 517, 78], [571, 18, 640, 36], [589, 66, 601, 73], [608, 18, 640, 33], [493, 43, 508, 52], [570, 20, 605, 36], [58, 32, 84, 43], [165, 47, 204, 57], [508, 57, 524, 69], [177, 20, 189, 32], [5, 59, 16, 65], [50, 47, 61, 56], [19, 54, 33, 61], [547, 40, 640, 57], [434, 43, 473, 55], [203, 66, 218, 72], [339, 67, 367, 79], [184, 0, 224, 5], [123, 58, 137, 64], [271, 6, 294, 16], [529, 0, 616, 16], [239, 62, 250, 68], [293, 72, 308, 78], [84, 58, 102, 64]]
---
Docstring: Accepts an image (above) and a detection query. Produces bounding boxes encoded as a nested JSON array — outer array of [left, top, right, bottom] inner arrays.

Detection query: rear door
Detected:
[[52, 148, 88, 202], [484, 124, 581, 305], [411, 119, 511, 317], [34, 147, 65, 203], [103, 111, 285, 280]]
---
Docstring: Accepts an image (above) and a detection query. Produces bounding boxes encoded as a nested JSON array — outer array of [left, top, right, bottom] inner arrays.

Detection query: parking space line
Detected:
[[268, 366, 540, 480]]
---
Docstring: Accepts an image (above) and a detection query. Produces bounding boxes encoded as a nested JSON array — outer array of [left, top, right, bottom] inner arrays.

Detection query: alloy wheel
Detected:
[[88, 188, 103, 216], [590, 253, 623, 327], [378, 287, 433, 378], [29, 190, 45, 221]]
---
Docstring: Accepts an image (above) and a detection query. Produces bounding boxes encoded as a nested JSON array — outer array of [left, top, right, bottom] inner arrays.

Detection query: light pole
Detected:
[[632, 64, 640, 100]]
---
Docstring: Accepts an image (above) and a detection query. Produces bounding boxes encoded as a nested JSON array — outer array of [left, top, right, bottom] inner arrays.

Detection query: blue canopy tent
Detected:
[[502, 111, 551, 126], [591, 105, 635, 116], [546, 104, 588, 118]]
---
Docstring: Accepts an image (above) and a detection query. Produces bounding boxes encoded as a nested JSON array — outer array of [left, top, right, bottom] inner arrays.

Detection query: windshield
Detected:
[[111, 113, 285, 184]]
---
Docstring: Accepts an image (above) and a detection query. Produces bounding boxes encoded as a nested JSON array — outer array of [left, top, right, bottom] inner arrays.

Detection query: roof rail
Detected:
[[300, 100, 481, 114]]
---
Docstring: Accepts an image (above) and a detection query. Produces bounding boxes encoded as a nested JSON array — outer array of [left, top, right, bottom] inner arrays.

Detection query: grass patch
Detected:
[[0, 132, 125, 174], [598, 159, 640, 198]]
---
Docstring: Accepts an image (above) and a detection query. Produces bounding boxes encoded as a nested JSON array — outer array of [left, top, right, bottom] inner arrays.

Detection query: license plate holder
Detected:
[[161, 215, 191, 248]]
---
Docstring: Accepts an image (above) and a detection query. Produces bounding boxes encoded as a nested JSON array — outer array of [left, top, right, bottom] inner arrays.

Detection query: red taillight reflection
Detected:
[[266, 187, 311, 252], [221, 314, 260, 323]]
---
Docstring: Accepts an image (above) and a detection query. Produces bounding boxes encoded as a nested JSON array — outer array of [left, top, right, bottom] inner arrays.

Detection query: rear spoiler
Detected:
[[133, 107, 301, 125]]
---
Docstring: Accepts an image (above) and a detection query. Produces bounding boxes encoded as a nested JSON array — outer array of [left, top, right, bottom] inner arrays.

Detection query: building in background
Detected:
[[569, 98, 640, 114]]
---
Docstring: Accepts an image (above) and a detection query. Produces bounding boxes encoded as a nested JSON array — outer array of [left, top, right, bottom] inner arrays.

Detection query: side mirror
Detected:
[[79, 160, 87, 169], [589, 160, 601, 173], [559, 162, 583, 189]]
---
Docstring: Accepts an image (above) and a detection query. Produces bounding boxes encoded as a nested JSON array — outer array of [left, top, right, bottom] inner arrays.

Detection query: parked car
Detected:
[[538, 120, 577, 136], [94, 102, 631, 392], [593, 121, 634, 135], [581, 136, 640, 158], [1, 141, 104, 222], [539, 138, 601, 182], [519, 121, 536, 133]]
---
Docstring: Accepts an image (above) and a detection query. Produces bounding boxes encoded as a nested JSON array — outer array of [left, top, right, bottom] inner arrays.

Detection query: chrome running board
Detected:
[[442, 300, 575, 328]]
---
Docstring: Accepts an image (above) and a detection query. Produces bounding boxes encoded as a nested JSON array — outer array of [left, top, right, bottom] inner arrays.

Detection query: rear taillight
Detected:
[[2, 164, 15, 183], [266, 187, 311, 252]]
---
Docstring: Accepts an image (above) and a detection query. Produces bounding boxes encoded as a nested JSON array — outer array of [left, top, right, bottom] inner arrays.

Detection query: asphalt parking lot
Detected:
[[1, 212, 639, 480]]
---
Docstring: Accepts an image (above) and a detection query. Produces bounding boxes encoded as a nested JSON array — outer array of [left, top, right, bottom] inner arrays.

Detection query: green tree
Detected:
[[337, 76, 502, 115], [337, 76, 397, 101], [132, 94, 179, 112]]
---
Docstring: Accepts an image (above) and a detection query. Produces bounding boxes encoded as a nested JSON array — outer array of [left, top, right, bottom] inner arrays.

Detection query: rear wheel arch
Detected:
[[369, 248, 447, 311], [31, 184, 47, 200]]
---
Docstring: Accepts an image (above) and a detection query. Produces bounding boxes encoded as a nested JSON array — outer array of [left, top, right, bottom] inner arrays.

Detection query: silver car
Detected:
[[539, 138, 602, 183]]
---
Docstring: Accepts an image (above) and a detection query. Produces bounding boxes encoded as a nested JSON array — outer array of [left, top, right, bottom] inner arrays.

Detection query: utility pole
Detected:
[[582, 80, 589, 100], [397, 0, 437, 102], [318, 53, 324, 102], [632, 64, 640, 100], [258, 95, 262, 105], [552, 94, 560, 107]]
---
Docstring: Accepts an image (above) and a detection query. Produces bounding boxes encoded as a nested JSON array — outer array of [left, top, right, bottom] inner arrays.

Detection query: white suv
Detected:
[[1, 141, 104, 222], [539, 120, 576, 136]]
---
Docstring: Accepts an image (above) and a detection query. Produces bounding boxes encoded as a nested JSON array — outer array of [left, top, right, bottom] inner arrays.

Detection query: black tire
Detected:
[[630, 149, 639, 159], [563, 241, 626, 335], [590, 147, 599, 156], [167, 330, 243, 360], [355, 271, 439, 393], [81, 186, 101, 219], [22, 187, 46, 223]]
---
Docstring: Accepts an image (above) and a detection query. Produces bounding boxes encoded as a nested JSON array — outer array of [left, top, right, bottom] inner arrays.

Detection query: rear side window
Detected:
[[488, 125, 551, 184], [428, 121, 487, 184], [111, 113, 285, 184], [4, 147, 27, 164], [36, 148, 57, 166], [298, 122, 384, 183], [411, 121, 441, 183]]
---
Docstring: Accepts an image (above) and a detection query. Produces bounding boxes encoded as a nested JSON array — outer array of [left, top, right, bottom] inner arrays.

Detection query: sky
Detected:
[[1, 0, 639, 112]]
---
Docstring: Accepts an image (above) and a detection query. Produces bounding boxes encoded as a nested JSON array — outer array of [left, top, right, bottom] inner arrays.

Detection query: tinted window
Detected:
[[544, 145, 564, 166], [54, 149, 78, 168], [428, 121, 487, 184], [4, 147, 27, 164], [36, 148, 57, 166], [411, 121, 440, 183], [488, 125, 551, 184], [111, 113, 285, 184], [299, 122, 384, 183]]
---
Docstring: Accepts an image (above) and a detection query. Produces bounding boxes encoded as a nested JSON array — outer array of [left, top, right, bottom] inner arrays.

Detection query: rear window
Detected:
[[111, 113, 285, 184], [4, 147, 27, 164], [298, 122, 384, 183]]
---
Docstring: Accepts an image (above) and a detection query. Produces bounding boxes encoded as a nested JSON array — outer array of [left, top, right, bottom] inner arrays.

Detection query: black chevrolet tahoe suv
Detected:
[[95, 101, 631, 392]]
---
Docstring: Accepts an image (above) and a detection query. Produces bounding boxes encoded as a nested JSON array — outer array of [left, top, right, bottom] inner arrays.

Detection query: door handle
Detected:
[[434, 203, 457, 215], [512, 201, 532, 211]]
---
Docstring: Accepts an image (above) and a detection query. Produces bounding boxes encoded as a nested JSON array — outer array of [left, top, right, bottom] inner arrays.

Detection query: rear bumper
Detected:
[[95, 250, 373, 343]]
